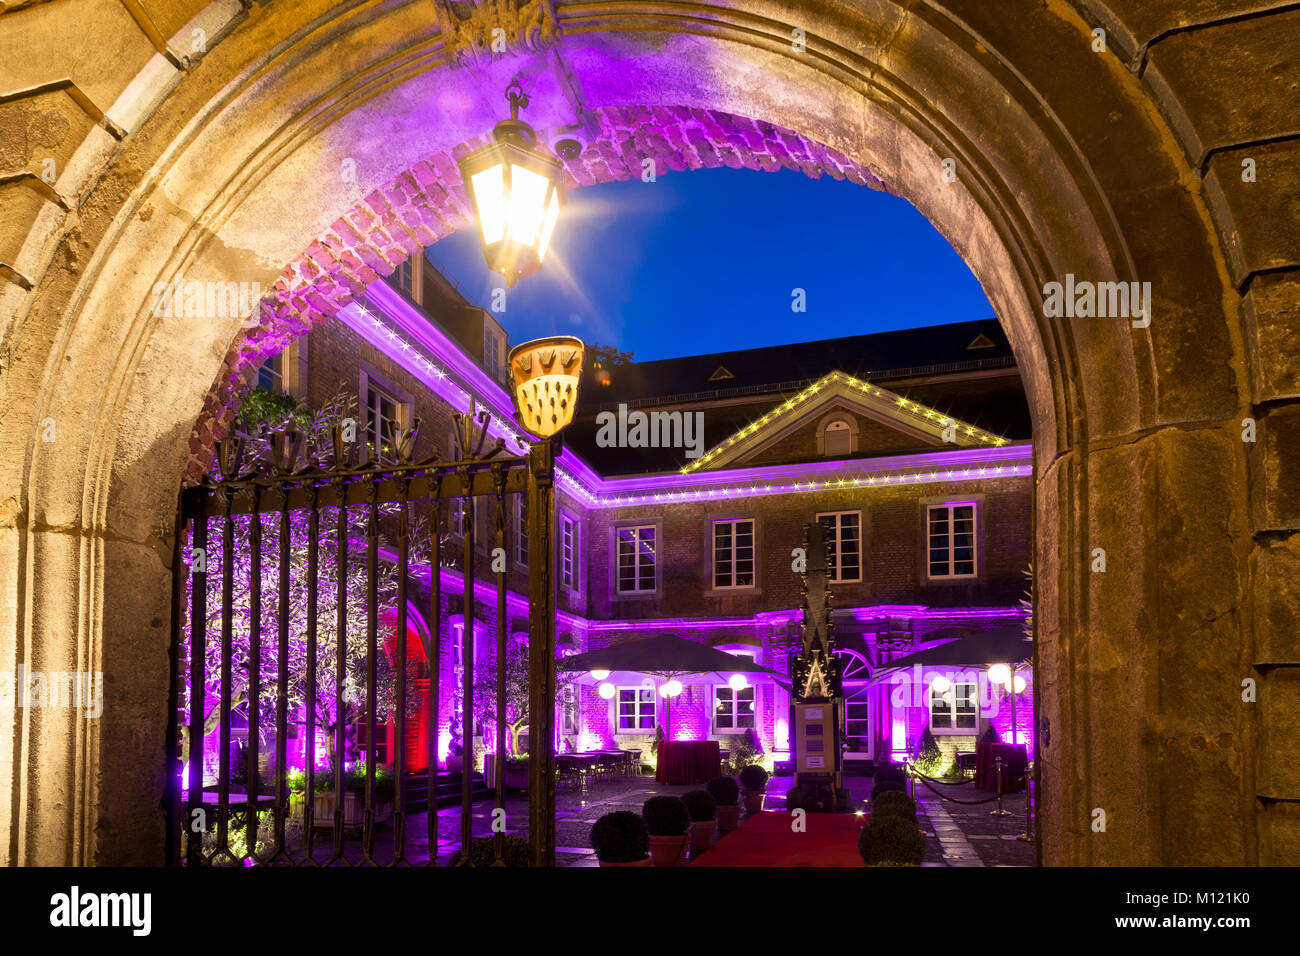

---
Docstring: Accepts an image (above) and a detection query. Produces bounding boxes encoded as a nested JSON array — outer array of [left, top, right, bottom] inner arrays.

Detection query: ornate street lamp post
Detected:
[[507, 335, 584, 866], [457, 79, 566, 287]]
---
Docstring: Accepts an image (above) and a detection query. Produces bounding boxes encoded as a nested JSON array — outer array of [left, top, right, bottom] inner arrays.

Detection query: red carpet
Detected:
[[691, 811, 868, 867]]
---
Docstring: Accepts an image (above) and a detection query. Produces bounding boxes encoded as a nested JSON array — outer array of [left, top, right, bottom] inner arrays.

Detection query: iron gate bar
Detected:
[[330, 476, 349, 865], [274, 486, 295, 868], [526, 440, 557, 868], [363, 478, 379, 866], [186, 464, 528, 518], [247, 502, 262, 858], [393, 472, 410, 865], [426, 501, 441, 866], [217, 487, 234, 863], [299, 489, 319, 865], [460, 468, 474, 863], [186, 513, 207, 866], [493, 466, 507, 865]]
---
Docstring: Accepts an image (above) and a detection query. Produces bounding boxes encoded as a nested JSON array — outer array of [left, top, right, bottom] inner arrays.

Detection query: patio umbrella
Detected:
[[559, 635, 791, 691], [871, 626, 1031, 678]]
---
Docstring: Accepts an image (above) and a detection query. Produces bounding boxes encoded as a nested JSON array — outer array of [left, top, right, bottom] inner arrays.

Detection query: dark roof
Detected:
[[562, 319, 1030, 476], [584, 318, 1016, 404]]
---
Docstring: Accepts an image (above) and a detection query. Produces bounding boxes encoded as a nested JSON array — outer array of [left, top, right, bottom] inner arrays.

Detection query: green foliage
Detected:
[[738, 764, 769, 791], [705, 775, 740, 806], [858, 814, 924, 866], [725, 727, 764, 773], [871, 781, 907, 801], [590, 811, 650, 863], [682, 789, 716, 822], [311, 759, 396, 802], [913, 727, 944, 777], [870, 789, 917, 820], [642, 795, 689, 836], [449, 835, 530, 867], [235, 386, 309, 438], [470, 642, 574, 757]]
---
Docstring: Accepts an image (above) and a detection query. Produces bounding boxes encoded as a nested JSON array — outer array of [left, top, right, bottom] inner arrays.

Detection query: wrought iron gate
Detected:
[[167, 414, 559, 866]]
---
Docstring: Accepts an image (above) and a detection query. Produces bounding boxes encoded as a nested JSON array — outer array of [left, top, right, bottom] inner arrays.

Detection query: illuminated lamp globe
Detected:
[[988, 663, 1012, 687], [1012, 675, 1027, 694], [930, 674, 951, 694], [728, 674, 748, 692], [456, 81, 565, 287], [664, 679, 683, 698], [590, 669, 610, 681], [598, 682, 616, 700], [509, 336, 584, 438]]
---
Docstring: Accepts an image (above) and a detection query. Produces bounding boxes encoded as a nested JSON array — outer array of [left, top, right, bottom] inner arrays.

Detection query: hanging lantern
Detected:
[[457, 79, 566, 287], [509, 335, 584, 438], [598, 682, 616, 700], [590, 669, 610, 681], [728, 674, 748, 692]]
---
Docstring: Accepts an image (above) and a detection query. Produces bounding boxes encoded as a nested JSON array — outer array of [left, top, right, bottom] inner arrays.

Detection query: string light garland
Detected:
[[341, 300, 1029, 512], [681, 370, 1009, 474]]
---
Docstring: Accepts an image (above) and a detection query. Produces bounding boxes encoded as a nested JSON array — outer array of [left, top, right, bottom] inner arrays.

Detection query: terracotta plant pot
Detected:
[[716, 804, 742, 831], [741, 789, 766, 815], [688, 820, 716, 855], [647, 833, 690, 867], [598, 857, 653, 867]]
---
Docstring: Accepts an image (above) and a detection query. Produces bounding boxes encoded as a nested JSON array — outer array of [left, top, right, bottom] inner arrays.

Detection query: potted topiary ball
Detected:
[[642, 795, 690, 867], [682, 789, 717, 855], [870, 789, 917, 821], [590, 811, 651, 867], [738, 764, 769, 816], [857, 813, 925, 866], [706, 775, 742, 830]]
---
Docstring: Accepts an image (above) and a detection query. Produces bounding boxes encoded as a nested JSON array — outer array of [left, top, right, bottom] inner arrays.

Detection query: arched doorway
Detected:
[[1, 1, 1288, 866]]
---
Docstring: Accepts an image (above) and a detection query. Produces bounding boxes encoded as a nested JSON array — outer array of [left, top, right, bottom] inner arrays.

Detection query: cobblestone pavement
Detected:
[[256, 772, 1035, 866]]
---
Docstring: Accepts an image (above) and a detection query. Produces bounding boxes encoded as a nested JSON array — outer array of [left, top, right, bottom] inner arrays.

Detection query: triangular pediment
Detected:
[[966, 332, 997, 350], [708, 365, 736, 382], [681, 371, 1008, 474]]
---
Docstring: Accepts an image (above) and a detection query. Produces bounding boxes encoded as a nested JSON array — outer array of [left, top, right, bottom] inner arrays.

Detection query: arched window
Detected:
[[824, 418, 852, 456]]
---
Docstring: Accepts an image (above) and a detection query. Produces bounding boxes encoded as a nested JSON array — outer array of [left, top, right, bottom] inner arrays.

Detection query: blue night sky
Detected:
[[425, 167, 992, 362]]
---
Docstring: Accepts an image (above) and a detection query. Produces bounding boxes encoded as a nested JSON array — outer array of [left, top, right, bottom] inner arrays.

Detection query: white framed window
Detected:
[[929, 680, 977, 731], [616, 525, 656, 593], [714, 685, 756, 732], [393, 257, 413, 297], [483, 329, 505, 382], [712, 519, 756, 589], [927, 502, 977, 578], [363, 374, 406, 464], [257, 353, 284, 393], [617, 687, 656, 733], [451, 623, 481, 736], [560, 514, 578, 590], [514, 496, 529, 566], [560, 678, 578, 736], [817, 510, 862, 583], [824, 419, 852, 456]]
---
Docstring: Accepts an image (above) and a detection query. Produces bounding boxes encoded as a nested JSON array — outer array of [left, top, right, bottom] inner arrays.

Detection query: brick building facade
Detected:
[[250, 250, 1034, 777]]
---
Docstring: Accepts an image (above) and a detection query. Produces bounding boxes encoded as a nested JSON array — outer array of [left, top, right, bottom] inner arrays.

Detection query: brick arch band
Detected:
[[189, 106, 886, 483]]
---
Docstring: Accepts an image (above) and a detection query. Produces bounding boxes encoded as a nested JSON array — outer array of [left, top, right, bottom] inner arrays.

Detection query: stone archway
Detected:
[[2, 1, 1295, 866]]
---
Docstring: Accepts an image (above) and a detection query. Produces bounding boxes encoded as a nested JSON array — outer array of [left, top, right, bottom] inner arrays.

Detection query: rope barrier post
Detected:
[[989, 757, 1012, 816], [1017, 763, 1035, 841]]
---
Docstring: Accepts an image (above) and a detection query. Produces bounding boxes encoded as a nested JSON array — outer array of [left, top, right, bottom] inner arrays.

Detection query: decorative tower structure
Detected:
[[790, 521, 847, 810]]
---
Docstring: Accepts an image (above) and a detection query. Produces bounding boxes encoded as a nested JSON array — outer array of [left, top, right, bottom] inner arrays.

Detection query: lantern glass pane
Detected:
[[538, 188, 561, 262], [471, 164, 506, 244], [507, 163, 549, 247]]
